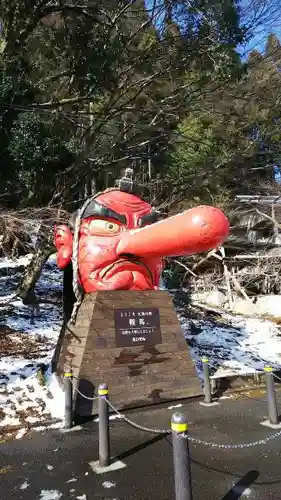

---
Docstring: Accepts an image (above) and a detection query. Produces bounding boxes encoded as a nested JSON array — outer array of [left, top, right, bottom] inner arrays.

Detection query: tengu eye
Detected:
[[88, 219, 121, 235]]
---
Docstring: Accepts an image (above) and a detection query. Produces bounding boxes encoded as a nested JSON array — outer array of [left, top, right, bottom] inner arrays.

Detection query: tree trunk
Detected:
[[17, 244, 53, 304], [62, 262, 76, 322]]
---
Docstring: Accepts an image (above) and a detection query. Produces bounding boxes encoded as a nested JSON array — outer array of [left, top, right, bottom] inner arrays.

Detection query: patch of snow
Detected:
[[16, 428, 27, 439], [0, 254, 32, 270], [38, 491, 62, 500], [47, 254, 57, 264], [94, 413, 123, 423], [34, 422, 63, 432], [168, 404, 182, 410], [0, 413, 21, 428], [1, 367, 64, 430], [0, 254, 64, 436], [20, 481, 29, 490], [47, 465, 53, 470], [102, 481, 116, 489], [67, 478, 78, 484], [76, 495, 87, 500], [233, 486, 252, 497], [44, 369, 64, 419], [0, 293, 18, 303], [242, 488, 252, 497], [3, 299, 61, 339], [179, 308, 281, 379]]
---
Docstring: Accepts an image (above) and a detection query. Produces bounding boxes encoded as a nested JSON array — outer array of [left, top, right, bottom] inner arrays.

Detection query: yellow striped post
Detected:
[[171, 413, 193, 500], [64, 369, 73, 429], [171, 421, 188, 433], [98, 383, 110, 467], [264, 366, 278, 425], [202, 357, 212, 404], [98, 387, 109, 396]]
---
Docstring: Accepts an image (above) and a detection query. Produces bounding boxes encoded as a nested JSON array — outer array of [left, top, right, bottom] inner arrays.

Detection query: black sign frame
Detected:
[[114, 307, 162, 347]]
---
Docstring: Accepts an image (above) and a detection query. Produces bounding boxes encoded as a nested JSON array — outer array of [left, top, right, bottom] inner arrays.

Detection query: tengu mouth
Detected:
[[99, 257, 153, 282]]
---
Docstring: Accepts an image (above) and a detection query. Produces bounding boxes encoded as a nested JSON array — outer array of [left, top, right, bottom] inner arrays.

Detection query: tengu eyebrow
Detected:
[[82, 200, 126, 224], [139, 211, 162, 227]]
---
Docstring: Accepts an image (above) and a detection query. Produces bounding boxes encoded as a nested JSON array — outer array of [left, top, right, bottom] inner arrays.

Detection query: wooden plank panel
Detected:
[[76, 383, 201, 416], [79, 368, 198, 390], [64, 341, 188, 359], [55, 290, 201, 417], [66, 333, 187, 351]]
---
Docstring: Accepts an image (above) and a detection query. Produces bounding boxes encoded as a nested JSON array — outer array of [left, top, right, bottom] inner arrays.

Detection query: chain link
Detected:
[[273, 373, 281, 384], [182, 430, 281, 449], [105, 398, 281, 447], [74, 387, 100, 402], [105, 399, 171, 434], [73, 383, 281, 447], [73, 383, 170, 433]]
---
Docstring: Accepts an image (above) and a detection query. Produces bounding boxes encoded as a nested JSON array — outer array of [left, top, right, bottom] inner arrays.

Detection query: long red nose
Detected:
[[117, 205, 229, 259]]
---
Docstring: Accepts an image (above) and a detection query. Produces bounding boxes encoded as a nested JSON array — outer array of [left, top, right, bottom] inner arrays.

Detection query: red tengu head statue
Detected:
[[54, 172, 229, 294], [55, 187, 164, 292]]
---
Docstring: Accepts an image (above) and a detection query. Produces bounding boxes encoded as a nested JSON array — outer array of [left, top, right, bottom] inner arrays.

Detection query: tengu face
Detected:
[[54, 190, 163, 292], [54, 189, 230, 293]]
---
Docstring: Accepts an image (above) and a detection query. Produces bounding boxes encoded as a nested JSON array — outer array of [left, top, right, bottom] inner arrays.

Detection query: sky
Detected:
[[145, 0, 281, 59], [242, 0, 281, 52]]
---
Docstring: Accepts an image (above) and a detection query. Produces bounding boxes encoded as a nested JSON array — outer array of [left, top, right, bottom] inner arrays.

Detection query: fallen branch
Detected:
[[191, 248, 222, 271], [173, 259, 197, 278], [230, 268, 251, 301], [255, 208, 281, 230]]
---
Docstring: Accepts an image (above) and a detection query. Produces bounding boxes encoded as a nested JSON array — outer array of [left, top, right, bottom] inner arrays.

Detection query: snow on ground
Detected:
[[0, 254, 64, 440], [179, 307, 281, 381], [1, 253, 281, 439]]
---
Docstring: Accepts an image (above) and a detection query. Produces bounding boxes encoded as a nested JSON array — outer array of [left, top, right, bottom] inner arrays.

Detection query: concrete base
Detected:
[[260, 419, 281, 429], [200, 401, 220, 407], [89, 459, 127, 474]]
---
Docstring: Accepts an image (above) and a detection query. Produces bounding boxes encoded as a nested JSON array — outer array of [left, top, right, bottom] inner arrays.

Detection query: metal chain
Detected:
[[105, 398, 281, 446], [182, 430, 281, 449], [72, 381, 169, 432], [74, 387, 100, 402], [105, 399, 171, 434], [273, 373, 281, 384], [72, 388, 281, 447]]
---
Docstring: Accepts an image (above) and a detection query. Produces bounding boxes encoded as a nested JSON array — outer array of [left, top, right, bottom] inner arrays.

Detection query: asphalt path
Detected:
[[1, 390, 281, 499]]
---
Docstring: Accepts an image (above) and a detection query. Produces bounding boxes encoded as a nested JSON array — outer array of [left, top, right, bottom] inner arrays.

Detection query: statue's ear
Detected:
[[54, 224, 73, 269]]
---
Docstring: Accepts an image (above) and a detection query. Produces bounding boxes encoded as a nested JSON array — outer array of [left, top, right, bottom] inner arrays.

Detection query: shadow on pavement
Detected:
[[114, 433, 168, 461]]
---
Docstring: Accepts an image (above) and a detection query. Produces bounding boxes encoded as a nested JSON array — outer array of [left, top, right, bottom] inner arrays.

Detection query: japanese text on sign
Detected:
[[114, 308, 162, 347]]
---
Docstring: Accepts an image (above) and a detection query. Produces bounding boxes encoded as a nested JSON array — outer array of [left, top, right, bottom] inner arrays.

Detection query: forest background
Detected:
[[1, 0, 281, 295]]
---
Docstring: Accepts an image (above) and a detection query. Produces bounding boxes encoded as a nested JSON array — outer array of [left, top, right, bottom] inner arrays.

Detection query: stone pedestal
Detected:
[[54, 290, 202, 417]]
